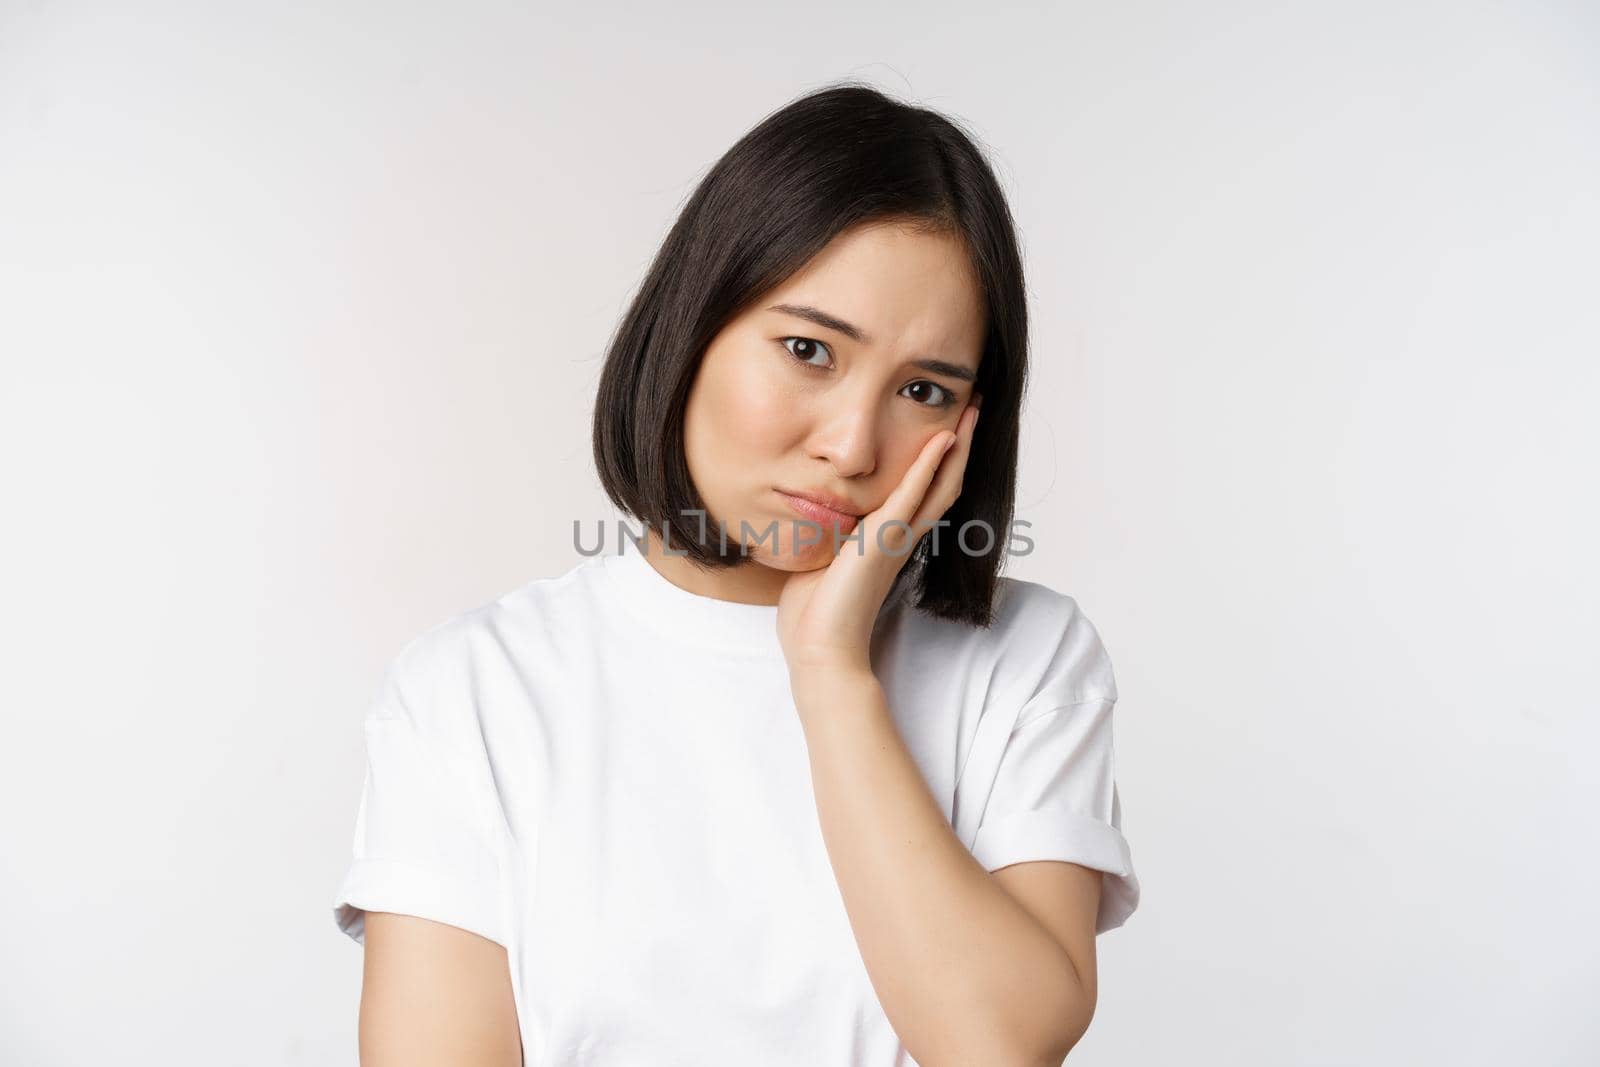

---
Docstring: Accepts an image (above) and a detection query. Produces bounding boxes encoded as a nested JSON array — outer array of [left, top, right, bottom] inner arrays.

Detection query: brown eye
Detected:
[[903, 381, 956, 408], [780, 336, 833, 368]]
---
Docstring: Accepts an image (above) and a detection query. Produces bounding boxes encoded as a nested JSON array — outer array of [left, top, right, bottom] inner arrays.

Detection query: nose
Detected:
[[806, 389, 879, 479]]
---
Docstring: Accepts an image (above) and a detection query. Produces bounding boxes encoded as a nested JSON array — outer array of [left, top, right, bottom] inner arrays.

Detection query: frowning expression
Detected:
[[683, 218, 986, 569]]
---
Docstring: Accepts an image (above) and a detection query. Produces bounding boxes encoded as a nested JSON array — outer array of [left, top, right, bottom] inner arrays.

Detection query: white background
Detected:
[[2, 2, 1596, 1064]]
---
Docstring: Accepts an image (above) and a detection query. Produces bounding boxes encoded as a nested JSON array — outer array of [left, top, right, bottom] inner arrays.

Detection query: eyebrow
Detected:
[[767, 303, 978, 384]]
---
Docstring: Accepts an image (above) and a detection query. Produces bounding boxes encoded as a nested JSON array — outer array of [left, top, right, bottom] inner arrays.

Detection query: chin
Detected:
[[739, 527, 840, 571]]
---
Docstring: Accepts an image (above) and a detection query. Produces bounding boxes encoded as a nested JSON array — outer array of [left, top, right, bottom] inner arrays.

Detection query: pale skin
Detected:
[[357, 220, 1102, 1065]]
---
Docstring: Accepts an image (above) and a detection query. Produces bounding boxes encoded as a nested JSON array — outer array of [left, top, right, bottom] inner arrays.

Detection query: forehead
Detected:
[[761, 221, 987, 359]]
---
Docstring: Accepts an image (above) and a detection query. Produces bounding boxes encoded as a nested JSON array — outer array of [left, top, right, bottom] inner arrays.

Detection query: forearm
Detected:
[[792, 666, 1089, 1067]]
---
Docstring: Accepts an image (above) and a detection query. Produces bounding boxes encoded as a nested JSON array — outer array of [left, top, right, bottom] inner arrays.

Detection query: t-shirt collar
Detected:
[[597, 545, 786, 658]]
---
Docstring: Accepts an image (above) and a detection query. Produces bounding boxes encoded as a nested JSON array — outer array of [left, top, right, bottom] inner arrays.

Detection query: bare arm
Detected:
[[793, 668, 1100, 1067], [358, 911, 522, 1067]]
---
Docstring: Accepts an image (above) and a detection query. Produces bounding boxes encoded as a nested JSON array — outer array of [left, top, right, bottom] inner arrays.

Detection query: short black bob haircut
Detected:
[[592, 80, 1031, 629]]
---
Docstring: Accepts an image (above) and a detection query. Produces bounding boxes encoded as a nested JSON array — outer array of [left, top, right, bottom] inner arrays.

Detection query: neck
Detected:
[[635, 526, 793, 607]]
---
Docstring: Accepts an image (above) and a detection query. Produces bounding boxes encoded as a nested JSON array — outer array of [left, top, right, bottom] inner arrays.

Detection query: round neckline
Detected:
[[598, 546, 786, 658]]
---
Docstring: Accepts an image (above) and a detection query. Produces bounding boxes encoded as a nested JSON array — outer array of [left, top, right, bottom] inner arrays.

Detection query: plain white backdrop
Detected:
[[2, 2, 1596, 1064]]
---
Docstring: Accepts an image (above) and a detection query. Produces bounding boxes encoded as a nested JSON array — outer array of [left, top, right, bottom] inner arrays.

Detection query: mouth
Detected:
[[775, 489, 864, 534]]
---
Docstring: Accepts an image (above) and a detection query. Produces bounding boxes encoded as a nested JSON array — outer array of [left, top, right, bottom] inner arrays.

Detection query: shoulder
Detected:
[[374, 559, 601, 740], [992, 574, 1118, 708], [898, 572, 1118, 711]]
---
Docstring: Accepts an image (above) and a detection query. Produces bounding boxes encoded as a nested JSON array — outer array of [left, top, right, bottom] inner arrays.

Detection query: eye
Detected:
[[780, 336, 960, 410], [902, 381, 959, 409], [780, 336, 833, 368]]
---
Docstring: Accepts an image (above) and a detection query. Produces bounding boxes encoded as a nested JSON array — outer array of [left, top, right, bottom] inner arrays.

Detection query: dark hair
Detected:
[[591, 80, 1029, 628]]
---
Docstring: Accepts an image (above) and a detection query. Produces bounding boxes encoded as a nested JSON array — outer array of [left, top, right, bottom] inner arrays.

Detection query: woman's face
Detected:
[[683, 219, 986, 573]]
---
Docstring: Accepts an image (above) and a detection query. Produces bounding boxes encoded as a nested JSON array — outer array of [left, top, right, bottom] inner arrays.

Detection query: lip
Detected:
[[776, 489, 864, 532]]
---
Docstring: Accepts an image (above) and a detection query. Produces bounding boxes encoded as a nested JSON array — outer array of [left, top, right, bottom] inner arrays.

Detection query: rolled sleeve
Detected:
[[971, 696, 1140, 934], [331, 662, 509, 947]]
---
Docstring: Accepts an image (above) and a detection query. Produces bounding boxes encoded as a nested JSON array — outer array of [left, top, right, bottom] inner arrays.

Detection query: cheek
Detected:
[[684, 344, 805, 504], [694, 347, 799, 453], [888, 425, 937, 473]]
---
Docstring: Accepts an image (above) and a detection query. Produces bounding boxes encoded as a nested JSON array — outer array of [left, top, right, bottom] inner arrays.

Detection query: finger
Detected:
[[909, 400, 980, 538], [864, 428, 957, 559]]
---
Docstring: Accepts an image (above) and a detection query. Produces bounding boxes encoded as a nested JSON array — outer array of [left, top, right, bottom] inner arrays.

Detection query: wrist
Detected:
[[787, 657, 880, 702]]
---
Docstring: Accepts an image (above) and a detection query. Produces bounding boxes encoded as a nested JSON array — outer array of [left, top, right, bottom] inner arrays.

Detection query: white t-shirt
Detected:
[[332, 547, 1139, 1066]]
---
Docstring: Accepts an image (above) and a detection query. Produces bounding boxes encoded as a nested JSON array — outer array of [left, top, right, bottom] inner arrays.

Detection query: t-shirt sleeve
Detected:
[[969, 598, 1140, 934], [331, 654, 510, 948]]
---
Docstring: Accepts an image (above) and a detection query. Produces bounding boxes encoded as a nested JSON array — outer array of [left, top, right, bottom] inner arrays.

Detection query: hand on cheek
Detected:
[[775, 394, 982, 676]]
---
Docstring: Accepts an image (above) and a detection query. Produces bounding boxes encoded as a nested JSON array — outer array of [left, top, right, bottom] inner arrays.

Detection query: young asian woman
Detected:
[[334, 81, 1139, 1067]]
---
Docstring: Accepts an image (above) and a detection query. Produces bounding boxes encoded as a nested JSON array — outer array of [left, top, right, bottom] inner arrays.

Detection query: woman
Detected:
[[332, 81, 1139, 1066]]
